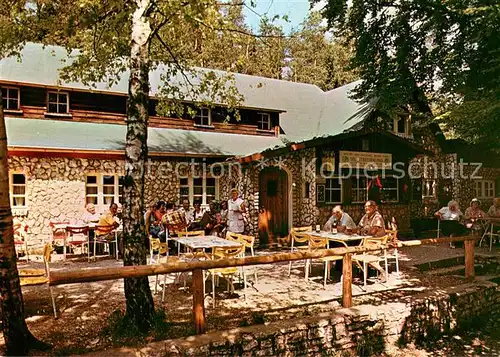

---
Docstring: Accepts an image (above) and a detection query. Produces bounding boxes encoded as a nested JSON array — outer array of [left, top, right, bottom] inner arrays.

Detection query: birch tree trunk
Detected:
[[0, 89, 45, 355], [123, 0, 155, 329]]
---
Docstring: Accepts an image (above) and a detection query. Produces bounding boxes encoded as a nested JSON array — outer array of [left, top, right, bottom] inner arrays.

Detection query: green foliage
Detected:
[[315, 0, 500, 150]]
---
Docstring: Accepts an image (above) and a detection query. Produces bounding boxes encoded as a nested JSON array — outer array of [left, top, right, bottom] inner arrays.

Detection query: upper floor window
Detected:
[[85, 174, 124, 211], [194, 107, 211, 126], [2, 87, 20, 110], [10, 172, 26, 208], [476, 180, 495, 199], [257, 113, 271, 131], [47, 91, 69, 114], [392, 115, 410, 135]]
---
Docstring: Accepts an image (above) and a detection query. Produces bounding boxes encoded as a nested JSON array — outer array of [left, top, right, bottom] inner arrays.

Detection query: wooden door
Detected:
[[259, 167, 288, 240]]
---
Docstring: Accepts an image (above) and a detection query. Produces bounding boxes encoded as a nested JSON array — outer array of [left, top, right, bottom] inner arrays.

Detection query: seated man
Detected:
[[435, 200, 467, 248], [358, 200, 386, 237], [178, 198, 194, 226], [95, 203, 121, 257], [161, 202, 188, 242], [487, 197, 500, 218], [323, 205, 356, 232], [200, 201, 221, 236]]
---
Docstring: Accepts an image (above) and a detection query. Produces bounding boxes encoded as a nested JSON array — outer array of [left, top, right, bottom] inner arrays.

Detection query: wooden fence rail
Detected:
[[48, 235, 478, 334]]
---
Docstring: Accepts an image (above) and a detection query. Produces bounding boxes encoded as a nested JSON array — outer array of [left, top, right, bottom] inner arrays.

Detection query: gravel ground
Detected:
[[2, 244, 500, 355]]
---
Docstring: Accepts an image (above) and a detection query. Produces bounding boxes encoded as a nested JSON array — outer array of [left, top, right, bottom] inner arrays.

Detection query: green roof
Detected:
[[0, 43, 374, 146], [6, 117, 284, 157]]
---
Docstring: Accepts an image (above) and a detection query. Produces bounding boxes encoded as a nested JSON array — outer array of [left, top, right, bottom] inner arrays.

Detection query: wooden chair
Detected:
[[93, 225, 118, 260], [177, 230, 205, 237], [66, 225, 90, 262], [306, 236, 343, 287], [149, 237, 179, 302], [208, 245, 246, 308], [288, 226, 312, 277], [384, 228, 400, 275], [352, 235, 389, 288], [19, 244, 57, 318]]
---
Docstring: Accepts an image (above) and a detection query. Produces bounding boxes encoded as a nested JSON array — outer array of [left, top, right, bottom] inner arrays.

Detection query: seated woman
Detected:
[[188, 201, 204, 231], [145, 200, 166, 238], [487, 197, 500, 218], [435, 200, 467, 248], [464, 198, 486, 233]]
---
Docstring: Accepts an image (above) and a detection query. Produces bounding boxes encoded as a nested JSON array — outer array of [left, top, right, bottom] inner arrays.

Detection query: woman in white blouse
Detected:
[[227, 188, 246, 233]]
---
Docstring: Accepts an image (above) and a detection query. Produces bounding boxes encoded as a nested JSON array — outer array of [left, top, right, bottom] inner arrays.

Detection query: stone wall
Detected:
[[114, 281, 500, 356], [219, 148, 317, 238]]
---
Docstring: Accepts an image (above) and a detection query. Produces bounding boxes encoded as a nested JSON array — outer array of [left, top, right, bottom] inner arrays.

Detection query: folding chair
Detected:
[[287, 226, 312, 277], [13, 223, 29, 261], [93, 225, 118, 260], [352, 235, 389, 288], [66, 225, 90, 262], [19, 244, 57, 318], [306, 236, 343, 287]]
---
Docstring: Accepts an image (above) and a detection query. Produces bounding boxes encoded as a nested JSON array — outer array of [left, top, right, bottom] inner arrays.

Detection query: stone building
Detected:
[[2, 43, 499, 248]]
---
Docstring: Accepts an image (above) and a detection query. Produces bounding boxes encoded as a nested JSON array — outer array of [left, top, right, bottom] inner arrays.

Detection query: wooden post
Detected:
[[192, 268, 205, 334], [465, 239, 475, 281], [342, 253, 352, 308]]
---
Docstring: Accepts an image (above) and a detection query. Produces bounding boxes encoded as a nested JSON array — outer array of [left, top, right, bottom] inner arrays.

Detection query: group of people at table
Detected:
[[144, 188, 246, 241], [433, 197, 500, 248]]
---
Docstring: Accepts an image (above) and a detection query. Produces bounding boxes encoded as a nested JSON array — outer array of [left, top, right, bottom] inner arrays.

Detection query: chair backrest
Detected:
[[43, 244, 52, 276], [150, 238, 168, 255], [291, 229, 310, 245], [308, 236, 328, 250], [95, 225, 115, 235], [178, 230, 204, 237], [238, 234, 255, 249], [213, 244, 245, 259], [66, 225, 89, 235], [291, 226, 312, 233], [362, 235, 389, 253], [226, 231, 241, 242]]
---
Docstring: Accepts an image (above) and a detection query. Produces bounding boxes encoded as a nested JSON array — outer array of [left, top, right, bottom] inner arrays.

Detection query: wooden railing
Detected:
[[49, 235, 478, 334]]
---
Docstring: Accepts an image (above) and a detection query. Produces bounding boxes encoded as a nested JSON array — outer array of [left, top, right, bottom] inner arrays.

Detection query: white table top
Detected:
[[173, 235, 242, 250], [306, 231, 370, 241]]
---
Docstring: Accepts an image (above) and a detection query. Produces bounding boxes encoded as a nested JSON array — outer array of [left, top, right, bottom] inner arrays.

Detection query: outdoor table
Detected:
[[172, 235, 242, 258], [305, 231, 370, 247], [478, 217, 500, 251]]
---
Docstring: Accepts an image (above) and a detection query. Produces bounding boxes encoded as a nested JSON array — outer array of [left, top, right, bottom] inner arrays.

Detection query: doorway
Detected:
[[259, 167, 289, 243]]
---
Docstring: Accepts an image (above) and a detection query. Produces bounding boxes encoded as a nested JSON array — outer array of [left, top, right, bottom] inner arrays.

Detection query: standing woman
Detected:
[[228, 188, 246, 234]]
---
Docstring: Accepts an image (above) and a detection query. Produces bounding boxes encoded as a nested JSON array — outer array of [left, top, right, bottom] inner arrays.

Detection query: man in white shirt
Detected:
[[178, 198, 194, 225], [435, 200, 467, 247]]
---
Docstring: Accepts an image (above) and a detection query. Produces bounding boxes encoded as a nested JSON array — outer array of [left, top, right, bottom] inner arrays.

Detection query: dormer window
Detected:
[[392, 115, 410, 135], [2, 87, 20, 110], [194, 107, 211, 126], [257, 113, 271, 131], [47, 91, 69, 114]]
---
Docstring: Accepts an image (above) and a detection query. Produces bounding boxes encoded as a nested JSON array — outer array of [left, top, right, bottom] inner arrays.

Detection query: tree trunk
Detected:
[[123, 0, 155, 330], [0, 89, 46, 355]]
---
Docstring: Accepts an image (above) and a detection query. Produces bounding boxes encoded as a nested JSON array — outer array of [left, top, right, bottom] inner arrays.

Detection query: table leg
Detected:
[[490, 224, 494, 252], [63, 236, 67, 260]]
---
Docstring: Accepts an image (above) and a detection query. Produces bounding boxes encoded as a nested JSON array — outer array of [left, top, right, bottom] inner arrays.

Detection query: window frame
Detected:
[[257, 112, 272, 131], [2, 86, 20, 111], [475, 180, 495, 199], [194, 107, 212, 127], [9, 172, 27, 208], [422, 179, 437, 198], [178, 176, 219, 207], [380, 176, 399, 203], [85, 173, 124, 212], [324, 177, 342, 204], [392, 115, 411, 135], [351, 176, 368, 203], [46, 91, 70, 114]]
